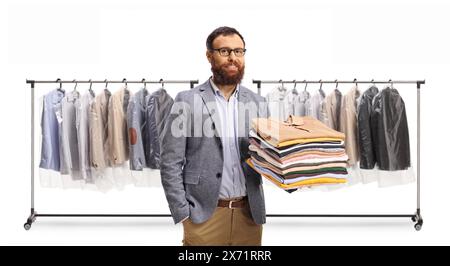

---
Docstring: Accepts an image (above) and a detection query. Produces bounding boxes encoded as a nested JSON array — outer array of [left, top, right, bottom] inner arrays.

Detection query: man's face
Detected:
[[207, 34, 245, 85]]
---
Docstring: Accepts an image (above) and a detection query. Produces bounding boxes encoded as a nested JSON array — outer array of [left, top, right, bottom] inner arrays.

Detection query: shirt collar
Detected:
[[209, 77, 240, 98]]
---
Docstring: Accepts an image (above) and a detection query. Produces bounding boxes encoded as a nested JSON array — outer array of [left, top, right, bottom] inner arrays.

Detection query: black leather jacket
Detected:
[[357, 86, 379, 169], [370, 87, 411, 170]]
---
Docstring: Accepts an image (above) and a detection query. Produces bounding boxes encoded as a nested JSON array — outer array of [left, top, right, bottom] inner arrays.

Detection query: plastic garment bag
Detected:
[[370, 87, 411, 170], [357, 86, 379, 169]]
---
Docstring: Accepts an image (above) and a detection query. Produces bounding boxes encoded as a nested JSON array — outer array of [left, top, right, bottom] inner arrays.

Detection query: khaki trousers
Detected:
[[182, 203, 263, 246]]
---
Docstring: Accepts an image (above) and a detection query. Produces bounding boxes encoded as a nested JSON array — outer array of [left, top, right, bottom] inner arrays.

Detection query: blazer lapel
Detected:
[[199, 81, 223, 139], [237, 88, 250, 152]]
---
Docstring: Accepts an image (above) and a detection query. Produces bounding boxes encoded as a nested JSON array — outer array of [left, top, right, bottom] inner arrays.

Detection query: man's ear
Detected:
[[206, 50, 212, 63]]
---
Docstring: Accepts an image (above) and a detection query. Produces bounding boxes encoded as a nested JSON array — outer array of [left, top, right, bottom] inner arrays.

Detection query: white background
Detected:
[[1, 0, 449, 245]]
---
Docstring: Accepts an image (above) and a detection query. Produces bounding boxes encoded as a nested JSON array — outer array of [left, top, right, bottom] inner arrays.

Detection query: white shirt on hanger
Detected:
[[306, 88, 326, 122], [266, 85, 288, 121], [283, 89, 298, 121], [293, 90, 311, 116]]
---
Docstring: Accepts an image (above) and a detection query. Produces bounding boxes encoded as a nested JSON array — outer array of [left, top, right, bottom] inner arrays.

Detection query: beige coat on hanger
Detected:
[[340, 86, 361, 166]]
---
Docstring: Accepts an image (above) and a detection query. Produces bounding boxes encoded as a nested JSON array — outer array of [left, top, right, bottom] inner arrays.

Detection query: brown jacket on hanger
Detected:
[[107, 87, 131, 165], [89, 89, 111, 169], [340, 86, 361, 166]]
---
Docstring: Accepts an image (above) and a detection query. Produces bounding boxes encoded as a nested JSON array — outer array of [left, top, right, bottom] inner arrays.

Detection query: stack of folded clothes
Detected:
[[246, 115, 348, 192]]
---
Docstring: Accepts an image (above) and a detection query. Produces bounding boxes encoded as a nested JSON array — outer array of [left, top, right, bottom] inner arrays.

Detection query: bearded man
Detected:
[[160, 26, 267, 246]]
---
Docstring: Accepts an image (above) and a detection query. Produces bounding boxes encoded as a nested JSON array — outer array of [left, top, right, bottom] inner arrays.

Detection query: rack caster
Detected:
[[24, 209, 37, 231], [24, 223, 32, 230], [413, 210, 423, 231], [414, 220, 423, 231]]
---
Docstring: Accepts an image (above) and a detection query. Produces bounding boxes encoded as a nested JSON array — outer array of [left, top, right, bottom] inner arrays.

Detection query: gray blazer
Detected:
[[160, 80, 268, 225], [146, 89, 174, 169], [127, 88, 149, 171]]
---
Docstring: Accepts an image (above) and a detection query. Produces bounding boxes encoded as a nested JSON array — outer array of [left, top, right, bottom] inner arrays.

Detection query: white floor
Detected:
[[3, 214, 446, 246], [1, 172, 446, 246]]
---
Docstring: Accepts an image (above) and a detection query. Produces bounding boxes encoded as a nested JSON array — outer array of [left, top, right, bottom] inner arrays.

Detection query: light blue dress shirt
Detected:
[[39, 89, 65, 171], [210, 79, 247, 199]]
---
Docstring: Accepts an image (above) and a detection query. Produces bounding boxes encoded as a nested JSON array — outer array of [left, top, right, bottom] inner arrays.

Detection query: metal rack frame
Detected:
[[253, 79, 424, 231], [24, 78, 424, 231], [24, 78, 198, 230]]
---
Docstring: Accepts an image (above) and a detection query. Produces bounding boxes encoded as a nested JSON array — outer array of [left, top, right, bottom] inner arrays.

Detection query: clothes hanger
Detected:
[[73, 79, 80, 98], [123, 78, 128, 90], [104, 79, 112, 96], [88, 79, 95, 97], [292, 80, 298, 94], [73, 79, 80, 95], [277, 79, 286, 92], [66, 79, 80, 102], [316, 79, 325, 98], [122, 78, 131, 104], [334, 79, 342, 94], [56, 78, 64, 93], [160, 78, 165, 90], [303, 80, 307, 93], [142, 78, 147, 90], [352, 78, 362, 98], [369, 79, 377, 90]]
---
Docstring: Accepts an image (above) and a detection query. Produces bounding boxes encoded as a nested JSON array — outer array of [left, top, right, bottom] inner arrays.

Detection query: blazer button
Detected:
[[216, 173, 222, 178]]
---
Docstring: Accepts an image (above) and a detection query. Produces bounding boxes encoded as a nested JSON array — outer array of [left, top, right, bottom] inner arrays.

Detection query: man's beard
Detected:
[[211, 59, 245, 85]]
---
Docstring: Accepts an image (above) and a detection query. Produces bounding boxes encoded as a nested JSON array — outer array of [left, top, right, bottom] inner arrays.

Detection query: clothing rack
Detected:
[[24, 78, 198, 230], [253, 79, 424, 231], [24, 78, 425, 231]]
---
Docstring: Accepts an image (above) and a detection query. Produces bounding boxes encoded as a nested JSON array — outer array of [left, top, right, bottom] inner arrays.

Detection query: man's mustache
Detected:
[[221, 62, 242, 68]]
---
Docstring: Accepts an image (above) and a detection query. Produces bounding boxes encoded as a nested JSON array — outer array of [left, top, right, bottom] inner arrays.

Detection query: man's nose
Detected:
[[228, 52, 237, 61]]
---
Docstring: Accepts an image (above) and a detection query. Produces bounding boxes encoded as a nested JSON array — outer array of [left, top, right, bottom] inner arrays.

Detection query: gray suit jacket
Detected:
[[146, 89, 174, 169], [127, 88, 149, 171], [160, 80, 268, 225]]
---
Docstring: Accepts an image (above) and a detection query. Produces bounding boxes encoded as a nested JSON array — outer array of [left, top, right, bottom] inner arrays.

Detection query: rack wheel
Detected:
[[414, 223, 422, 231], [414, 219, 423, 231], [24, 223, 31, 231]]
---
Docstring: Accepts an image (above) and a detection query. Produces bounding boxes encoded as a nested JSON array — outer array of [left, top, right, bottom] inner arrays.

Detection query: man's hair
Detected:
[[206, 26, 245, 51]]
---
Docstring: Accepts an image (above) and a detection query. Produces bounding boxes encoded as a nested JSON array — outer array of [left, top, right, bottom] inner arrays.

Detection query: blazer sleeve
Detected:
[[159, 91, 191, 224]]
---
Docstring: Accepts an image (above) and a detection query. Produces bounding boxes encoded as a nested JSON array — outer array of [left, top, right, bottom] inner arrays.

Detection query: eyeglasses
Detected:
[[211, 47, 246, 57]]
